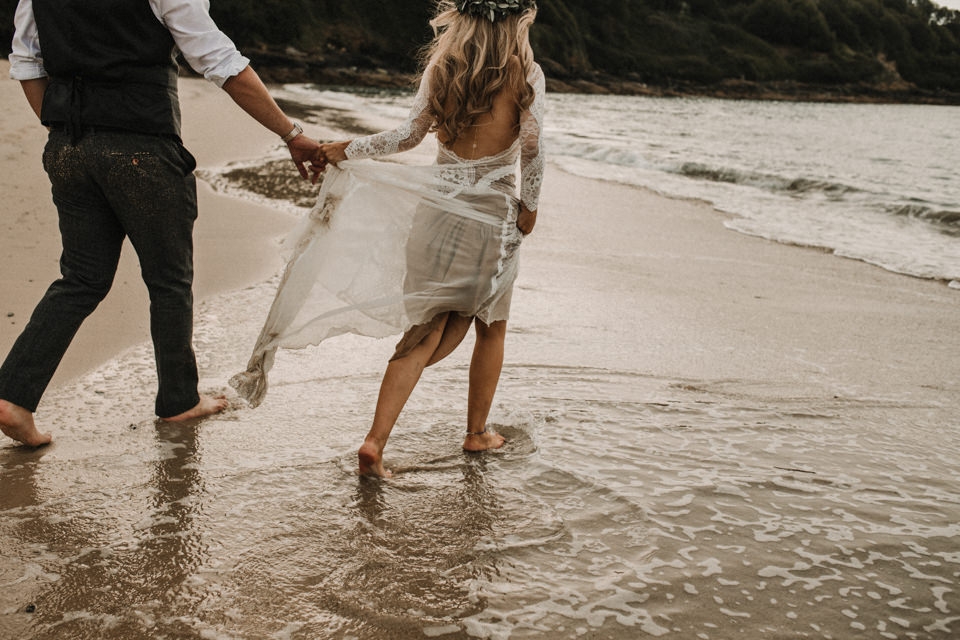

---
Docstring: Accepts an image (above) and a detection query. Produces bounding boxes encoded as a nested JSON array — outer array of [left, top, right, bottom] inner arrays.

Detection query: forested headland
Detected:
[[3, 0, 960, 102]]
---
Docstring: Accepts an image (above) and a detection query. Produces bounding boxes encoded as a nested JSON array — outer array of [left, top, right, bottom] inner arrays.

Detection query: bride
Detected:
[[231, 0, 544, 477]]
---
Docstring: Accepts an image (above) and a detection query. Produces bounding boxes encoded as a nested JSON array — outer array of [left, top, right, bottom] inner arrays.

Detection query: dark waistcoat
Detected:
[[33, 0, 182, 138]]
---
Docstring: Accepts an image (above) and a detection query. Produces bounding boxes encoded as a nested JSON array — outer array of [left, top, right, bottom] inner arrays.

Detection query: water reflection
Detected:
[[304, 456, 502, 637], [4, 358, 958, 638], [136, 421, 208, 606], [1, 421, 207, 639], [0, 446, 53, 640], [0, 446, 51, 510]]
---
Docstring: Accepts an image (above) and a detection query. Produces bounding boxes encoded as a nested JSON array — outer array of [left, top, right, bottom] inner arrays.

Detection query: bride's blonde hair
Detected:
[[421, 0, 537, 145]]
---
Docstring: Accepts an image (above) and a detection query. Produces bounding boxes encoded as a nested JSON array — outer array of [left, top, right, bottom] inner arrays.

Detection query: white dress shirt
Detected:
[[9, 0, 250, 87]]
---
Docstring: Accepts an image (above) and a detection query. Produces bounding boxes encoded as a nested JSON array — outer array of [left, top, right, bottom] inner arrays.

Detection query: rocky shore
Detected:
[[234, 46, 960, 106]]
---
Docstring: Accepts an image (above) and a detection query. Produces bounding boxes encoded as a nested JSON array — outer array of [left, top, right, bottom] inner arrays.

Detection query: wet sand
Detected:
[[2, 63, 960, 639]]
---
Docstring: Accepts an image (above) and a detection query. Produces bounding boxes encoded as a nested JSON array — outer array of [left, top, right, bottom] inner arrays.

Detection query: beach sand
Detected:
[[2, 60, 959, 639]]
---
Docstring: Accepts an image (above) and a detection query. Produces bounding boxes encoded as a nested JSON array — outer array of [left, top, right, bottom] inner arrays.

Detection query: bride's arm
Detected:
[[517, 64, 546, 233], [341, 70, 436, 161]]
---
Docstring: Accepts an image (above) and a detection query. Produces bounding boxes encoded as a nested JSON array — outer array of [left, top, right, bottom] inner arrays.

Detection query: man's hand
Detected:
[[287, 134, 326, 183], [221, 66, 326, 183]]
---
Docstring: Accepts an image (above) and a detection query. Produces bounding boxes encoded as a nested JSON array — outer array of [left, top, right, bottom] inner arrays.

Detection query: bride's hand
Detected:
[[320, 141, 350, 166], [517, 206, 537, 235]]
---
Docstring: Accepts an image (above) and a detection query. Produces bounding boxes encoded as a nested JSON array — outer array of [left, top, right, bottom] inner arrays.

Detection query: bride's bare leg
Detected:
[[463, 319, 507, 452], [360, 314, 450, 477]]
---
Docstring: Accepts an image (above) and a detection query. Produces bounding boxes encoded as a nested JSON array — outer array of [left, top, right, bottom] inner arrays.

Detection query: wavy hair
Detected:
[[420, 0, 537, 146]]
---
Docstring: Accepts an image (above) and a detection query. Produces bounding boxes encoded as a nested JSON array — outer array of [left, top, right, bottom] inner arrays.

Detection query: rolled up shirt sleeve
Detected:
[[9, 0, 47, 80], [152, 0, 250, 87]]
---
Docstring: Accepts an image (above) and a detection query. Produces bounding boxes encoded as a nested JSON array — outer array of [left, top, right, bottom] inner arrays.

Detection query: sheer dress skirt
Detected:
[[393, 192, 520, 359], [230, 159, 523, 406]]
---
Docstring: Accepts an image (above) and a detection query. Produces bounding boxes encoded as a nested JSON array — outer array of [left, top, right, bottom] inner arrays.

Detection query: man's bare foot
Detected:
[[0, 400, 52, 447], [462, 429, 506, 452], [358, 439, 392, 478], [161, 394, 228, 422]]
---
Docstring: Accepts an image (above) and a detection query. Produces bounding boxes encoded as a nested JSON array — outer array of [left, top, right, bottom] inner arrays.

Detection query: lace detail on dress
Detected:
[[519, 64, 546, 212], [345, 63, 546, 214], [436, 142, 519, 199], [345, 68, 435, 159]]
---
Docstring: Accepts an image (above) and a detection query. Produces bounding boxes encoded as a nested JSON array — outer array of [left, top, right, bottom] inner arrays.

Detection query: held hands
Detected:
[[286, 136, 351, 183], [286, 133, 327, 184]]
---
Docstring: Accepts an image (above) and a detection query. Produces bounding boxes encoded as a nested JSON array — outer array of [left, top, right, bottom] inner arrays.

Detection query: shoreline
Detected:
[[524, 165, 960, 398]]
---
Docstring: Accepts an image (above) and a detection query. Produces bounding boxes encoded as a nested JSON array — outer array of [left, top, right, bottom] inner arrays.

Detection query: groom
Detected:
[[0, 0, 325, 446]]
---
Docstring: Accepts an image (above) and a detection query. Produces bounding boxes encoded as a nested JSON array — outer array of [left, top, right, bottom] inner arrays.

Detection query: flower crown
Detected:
[[455, 0, 536, 22]]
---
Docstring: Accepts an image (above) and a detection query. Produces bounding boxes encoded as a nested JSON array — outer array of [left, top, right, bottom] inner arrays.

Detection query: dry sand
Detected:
[[1, 58, 958, 418]]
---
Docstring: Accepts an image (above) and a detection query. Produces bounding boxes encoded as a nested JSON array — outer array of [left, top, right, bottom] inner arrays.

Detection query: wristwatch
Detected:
[[281, 122, 303, 143]]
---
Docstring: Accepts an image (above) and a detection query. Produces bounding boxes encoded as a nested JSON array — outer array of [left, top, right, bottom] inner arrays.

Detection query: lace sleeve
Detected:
[[345, 69, 436, 159], [519, 63, 546, 212]]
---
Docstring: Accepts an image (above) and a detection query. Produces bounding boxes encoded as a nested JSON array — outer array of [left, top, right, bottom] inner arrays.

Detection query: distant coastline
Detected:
[[241, 47, 960, 106], [6, 0, 960, 106]]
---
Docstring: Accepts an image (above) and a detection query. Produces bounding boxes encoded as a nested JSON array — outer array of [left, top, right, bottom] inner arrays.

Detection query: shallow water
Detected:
[[2, 268, 958, 639]]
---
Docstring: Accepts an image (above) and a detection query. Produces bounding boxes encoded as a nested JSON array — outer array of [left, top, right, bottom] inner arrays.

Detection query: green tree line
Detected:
[[3, 0, 960, 92]]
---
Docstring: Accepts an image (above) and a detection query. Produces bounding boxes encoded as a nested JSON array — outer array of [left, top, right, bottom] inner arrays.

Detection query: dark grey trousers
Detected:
[[0, 129, 201, 418]]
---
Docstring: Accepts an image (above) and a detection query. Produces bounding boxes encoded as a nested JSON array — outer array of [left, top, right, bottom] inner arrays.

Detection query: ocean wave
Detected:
[[888, 203, 960, 234], [548, 136, 647, 169], [677, 162, 860, 199]]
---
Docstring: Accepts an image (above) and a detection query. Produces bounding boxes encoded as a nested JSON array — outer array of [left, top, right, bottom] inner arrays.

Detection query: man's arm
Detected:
[[19, 77, 49, 121], [221, 66, 323, 181], [153, 0, 324, 179], [221, 66, 296, 138], [11, 0, 49, 122]]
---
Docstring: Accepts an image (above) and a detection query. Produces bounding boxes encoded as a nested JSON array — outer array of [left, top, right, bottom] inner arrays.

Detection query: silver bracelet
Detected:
[[281, 122, 303, 143]]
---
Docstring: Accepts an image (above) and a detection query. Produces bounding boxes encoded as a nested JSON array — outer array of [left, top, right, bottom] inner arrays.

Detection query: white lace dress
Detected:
[[231, 65, 545, 406]]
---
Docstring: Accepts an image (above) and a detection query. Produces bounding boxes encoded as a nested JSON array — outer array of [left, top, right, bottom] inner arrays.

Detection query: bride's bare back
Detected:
[[439, 87, 521, 160]]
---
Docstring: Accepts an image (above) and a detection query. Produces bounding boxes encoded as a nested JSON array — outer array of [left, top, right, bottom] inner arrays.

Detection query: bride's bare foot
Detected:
[[462, 429, 505, 452], [358, 438, 392, 478], [161, 394, 228, 422], [0, 399, 52, 447]]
